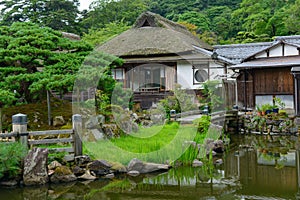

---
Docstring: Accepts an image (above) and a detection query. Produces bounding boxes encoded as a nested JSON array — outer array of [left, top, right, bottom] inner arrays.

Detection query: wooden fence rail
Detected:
[[0, 114, 83, 156]]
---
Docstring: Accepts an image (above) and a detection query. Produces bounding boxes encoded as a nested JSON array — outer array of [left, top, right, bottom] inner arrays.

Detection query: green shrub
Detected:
[[0, 142, 27, 179], [193, 115, 211, 133], [48, 151, 68, 164]]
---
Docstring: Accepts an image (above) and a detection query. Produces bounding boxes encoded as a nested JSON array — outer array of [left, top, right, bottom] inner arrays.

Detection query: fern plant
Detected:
[[0, 142, 27, 179]]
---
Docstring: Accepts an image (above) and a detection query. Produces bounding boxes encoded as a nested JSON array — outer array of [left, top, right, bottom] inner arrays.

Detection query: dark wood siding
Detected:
[[237, 71, 254, 108], [237, 67, 294, 108], [254, 68, 294, 95]]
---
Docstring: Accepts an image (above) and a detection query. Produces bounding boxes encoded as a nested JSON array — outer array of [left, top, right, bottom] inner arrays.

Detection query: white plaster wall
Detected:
[[285, 44, 299, 56], [254, 44, 299, 58], [176, 61, 225, 90], [255, 52, 267, 58], [209, 62, 225, 80], [177, 61, 195, 89], [269, 45, 282, 57]]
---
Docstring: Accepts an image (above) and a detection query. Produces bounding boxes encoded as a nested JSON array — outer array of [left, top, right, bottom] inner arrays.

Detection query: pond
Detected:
[[1, 135, 300, 200]]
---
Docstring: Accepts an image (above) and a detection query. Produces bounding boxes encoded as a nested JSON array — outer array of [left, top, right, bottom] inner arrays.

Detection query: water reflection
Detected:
[[229, 135, 299, 199], [1, 135, 300, 199]]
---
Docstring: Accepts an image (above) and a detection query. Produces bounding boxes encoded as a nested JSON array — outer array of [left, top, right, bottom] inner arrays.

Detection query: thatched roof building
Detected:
[[97, 11, 212, 56]]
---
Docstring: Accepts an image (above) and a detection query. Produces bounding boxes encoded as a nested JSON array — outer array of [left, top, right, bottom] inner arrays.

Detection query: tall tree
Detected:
[[82, 21, 131, 47], [0, 0, 81, 34], [205, 6, 233, 40], [285, 0, 300, 34], [0, 89, 16, 132], [81, 0, 148, 30], [231, 0, 294, 37], [178, 11, 210, 33], [0, 22, 92, 103]]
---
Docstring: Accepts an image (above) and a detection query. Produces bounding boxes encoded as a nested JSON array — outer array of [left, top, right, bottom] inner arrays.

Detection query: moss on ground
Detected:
[[2, 98, 72, 131]]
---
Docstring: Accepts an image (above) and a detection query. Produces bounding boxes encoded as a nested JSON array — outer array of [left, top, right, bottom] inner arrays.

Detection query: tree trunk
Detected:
[[47, 90, 52, 126], [0, 107, 2, 133]]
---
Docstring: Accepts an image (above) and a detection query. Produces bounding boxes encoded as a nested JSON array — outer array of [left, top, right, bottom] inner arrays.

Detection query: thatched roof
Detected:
[[97, 11, 212, 57]]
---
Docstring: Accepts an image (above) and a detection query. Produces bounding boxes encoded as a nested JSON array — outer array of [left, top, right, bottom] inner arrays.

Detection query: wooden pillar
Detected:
[[72, 114, 82, 156], [243, 70, 248, 111], [12, 113, 28, 149], [292, 67, 300, 116]]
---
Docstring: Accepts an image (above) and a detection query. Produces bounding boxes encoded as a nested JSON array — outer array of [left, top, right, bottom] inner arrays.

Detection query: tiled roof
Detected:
[[213, 42, 272, 64], [275, 35, 300, 45], [213, 35, 300, 64]]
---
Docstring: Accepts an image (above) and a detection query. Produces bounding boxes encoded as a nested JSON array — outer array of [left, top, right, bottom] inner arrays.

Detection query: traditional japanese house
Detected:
[[97, 11, 230, 109], [215, 35, 300, 114]]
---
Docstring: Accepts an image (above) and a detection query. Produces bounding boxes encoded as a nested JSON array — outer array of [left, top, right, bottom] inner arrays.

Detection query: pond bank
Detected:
[[1, 135, 299, 200]]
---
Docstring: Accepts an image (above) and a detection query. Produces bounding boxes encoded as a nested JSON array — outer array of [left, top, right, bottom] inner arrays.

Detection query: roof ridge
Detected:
[[214, 42, 272, 48]]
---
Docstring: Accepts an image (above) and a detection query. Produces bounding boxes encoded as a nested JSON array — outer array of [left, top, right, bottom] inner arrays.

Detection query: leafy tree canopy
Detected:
[[82, 21, 131, 47], [0, 22, 92, 103], [0, 0, 82, 34], [81, 0, 148, 31]]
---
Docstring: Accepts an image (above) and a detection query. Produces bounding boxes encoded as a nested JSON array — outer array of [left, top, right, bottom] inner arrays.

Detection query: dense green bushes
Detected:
[[0, 142, 27, 180]]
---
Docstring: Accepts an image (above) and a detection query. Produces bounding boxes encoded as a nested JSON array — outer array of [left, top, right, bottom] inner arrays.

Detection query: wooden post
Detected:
[[72, 114, 82, 156], [12, 113, 28, 149]]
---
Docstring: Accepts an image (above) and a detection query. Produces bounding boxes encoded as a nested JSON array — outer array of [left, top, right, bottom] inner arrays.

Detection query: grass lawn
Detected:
[[83, 122, 207, 165]]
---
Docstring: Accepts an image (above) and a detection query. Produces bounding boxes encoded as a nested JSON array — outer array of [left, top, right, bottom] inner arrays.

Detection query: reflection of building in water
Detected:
[[225, 147, 298, 197]]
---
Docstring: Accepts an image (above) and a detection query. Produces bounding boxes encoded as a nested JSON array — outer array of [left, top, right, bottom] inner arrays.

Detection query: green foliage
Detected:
[[0, 89, 16, 107], [234, 31, 272, 43], [82, 21, 131, 47], [111, 83, 134, 109], [193, 115, 211, 134], [0, 142, 27, 179], [273, 97, 285, 109], [84, 122, 198, 164], [178, 11, 210, 32], [284, 0, 300, 34], [1, 0, 298, 44], [0, 0, 82, 34], [0, 22, 92, 102], [231, 0, 294, 40], [261, 103, 273, 112], [201, 150, 215, 179], [177, 133, 206, 164], [48, 151, 68, 165], [82, 0, 148, 30], [157, 84, 198, 119], [199, 80, 223, 112]]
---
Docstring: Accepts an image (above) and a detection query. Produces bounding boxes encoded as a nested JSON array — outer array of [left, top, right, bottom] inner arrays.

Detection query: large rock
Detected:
[[23, 148, 49, 186], [127, 158, 170, 174], [205, 139, 225, 154], [72, 166, 85, 176], [84, 129, 104, 142], [85, 115, 105, 129], [192, 159, 203, 167], [50, 166, 77, 183], [127, 170, 140, 177], [48, 161, 62, 170], [78, 170, 97, 180], [108, 161, 127, 173], [75, 155, 91, 167], [119, 121, 139, 134], [53, 116, 66, 127], [87, 160, 112, 176], [102, 124, 120, 138]]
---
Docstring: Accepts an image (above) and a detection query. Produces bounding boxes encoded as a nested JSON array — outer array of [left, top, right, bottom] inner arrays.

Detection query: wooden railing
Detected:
[[0, 114, 83, 156]]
